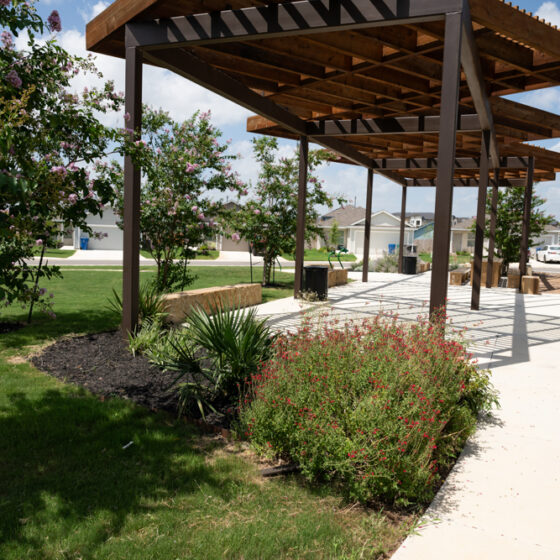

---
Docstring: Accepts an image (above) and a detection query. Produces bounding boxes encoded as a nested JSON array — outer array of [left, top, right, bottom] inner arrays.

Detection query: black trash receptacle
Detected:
[[402, 256, 417, 275], [304, 265, 329, 300]]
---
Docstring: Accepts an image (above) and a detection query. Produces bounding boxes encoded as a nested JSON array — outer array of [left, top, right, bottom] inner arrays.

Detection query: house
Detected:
[[533, 222, 560, 249], [72, 206, 123, 250], [315, 206, 415, 257]]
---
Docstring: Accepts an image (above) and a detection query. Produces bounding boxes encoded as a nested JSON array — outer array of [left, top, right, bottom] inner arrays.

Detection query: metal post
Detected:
[[294, 136, 308, 297], [398, 186, 407, 274], [471, 130, 490, 310], [519, 157, 534, 278], [430, 11, 463, 317], [486, 169, 499, 288], [362, 169, 373, 282], [122, 39, 143, 335]]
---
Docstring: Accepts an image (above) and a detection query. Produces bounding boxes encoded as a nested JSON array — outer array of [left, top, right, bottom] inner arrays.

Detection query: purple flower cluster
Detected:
[[0, 0, 12, 7], [1, 30, 13, 48], [47, 10, 62, 33], [5, 69, 21, 88]]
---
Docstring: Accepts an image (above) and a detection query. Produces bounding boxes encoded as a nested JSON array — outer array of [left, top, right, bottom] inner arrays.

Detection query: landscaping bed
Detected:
[[31, 331, 180, 414]]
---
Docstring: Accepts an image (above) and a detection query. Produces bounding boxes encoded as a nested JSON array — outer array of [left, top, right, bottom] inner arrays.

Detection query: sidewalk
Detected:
[[254, 273, 560, 559]]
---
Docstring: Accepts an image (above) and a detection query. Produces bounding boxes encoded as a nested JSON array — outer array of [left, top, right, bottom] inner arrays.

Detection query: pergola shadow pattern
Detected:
[[259, 273, 560, 369]]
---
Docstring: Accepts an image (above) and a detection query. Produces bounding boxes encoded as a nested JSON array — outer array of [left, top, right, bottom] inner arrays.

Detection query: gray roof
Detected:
[[318, 206, 367, 227]]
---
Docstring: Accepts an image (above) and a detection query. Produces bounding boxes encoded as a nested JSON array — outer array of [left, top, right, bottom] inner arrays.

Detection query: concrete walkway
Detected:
[[255, 272, 560, 559]]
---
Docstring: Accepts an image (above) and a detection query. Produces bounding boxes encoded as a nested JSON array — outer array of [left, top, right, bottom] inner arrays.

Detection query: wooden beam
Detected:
[[142, 46, 404, 184], [519, 157, 534, 278], [362, 169, 373, 282], [460, 1, 499, 167], [471, 130, 490, 310], [368, 156, 529, 170], [294, 136, 308, 297], [486, 169, 499, 288], [406, 177, 527, 187], [398, 187, 407, 274], [126, 0, 462, 50], [307, 114, 481, 135], [430, 11, 463, 317]]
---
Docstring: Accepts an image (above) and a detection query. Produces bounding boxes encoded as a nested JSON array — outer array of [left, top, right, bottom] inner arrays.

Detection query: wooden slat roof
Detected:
[[86, 0, 560, 184]]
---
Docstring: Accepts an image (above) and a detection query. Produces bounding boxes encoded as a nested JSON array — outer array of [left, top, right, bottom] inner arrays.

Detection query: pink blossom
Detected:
[[47, 10, 62, 32], [50, 165, 67, 176], [124, 112, 131, 122], [6, 69, 22, 88], [185, 162, 198, 173], [68, 193, 78, 204], [254, 209, 261, 215], [1, 31, 13, 48], [191, 206, 198, 213], [232, 232, 240, 242], [197, 213, 205, 220], [35, 239, 43, 246]]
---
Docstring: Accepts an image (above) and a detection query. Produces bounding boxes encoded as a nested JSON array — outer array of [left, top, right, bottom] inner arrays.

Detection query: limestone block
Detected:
[[328, 269, 348, 288], [507, 272, 520, 289], [162, 283, 262, 324], [521, 275, 539, 295], [450, 268, 470, 286], [470, 259, 502, 287]]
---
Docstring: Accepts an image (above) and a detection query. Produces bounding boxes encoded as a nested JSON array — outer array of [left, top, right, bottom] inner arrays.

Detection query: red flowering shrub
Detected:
[[239, 312, 497, 505]]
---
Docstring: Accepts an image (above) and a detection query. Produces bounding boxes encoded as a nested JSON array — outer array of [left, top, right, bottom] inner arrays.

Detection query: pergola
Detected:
[[86, 0, 560, 333]]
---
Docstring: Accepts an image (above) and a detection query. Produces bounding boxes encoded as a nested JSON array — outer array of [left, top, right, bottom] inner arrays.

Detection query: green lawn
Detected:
[[33, 248, 76, 258], [282, 249, 357, 262], [140, 249, 220, 260], [0, 270, 416, 558]]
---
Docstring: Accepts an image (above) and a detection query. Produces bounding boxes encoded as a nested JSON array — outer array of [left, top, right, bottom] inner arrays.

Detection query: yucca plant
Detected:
[[159, 305, 277, 419]]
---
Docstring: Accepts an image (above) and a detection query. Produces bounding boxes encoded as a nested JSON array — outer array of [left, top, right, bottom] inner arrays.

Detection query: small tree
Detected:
[[328, 220, 341, 251], [483, 186, 553, 272], [0, 1, 123, 318], [231, 137, 342, 286], [98, 107, 245, 292]]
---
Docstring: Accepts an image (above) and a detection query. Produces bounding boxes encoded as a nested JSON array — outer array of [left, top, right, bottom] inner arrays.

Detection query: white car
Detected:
[[536, 245, 560, 263]]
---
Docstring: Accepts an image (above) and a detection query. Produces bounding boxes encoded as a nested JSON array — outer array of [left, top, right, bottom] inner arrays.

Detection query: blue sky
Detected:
[[32, 0, 560, 218]]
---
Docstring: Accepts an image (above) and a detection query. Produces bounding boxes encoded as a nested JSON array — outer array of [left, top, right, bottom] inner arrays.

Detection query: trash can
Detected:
[[402, 255, 417, 274], [304, 265, 328, 300], [388, 243, 396, 255], [80, 237, 89, 250]]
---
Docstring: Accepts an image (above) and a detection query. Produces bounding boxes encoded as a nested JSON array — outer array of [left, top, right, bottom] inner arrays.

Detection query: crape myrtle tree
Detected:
[[231, 137, 343, 286], [97, 107, 246, 292], [483, 186, 553, 273], [0, 0, 124, 318]]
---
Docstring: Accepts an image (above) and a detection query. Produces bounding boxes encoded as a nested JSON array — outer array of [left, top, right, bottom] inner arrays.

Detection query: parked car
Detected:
[[536, 245, 560, 263]]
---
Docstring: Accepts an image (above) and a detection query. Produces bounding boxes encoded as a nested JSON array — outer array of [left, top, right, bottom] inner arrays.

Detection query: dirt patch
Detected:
[[6, 356, 27, 365], [31, 331, 180, 414]]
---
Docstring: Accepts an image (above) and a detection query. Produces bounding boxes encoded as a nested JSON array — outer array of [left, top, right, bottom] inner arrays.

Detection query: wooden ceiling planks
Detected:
[[86, 0, 560, 184]]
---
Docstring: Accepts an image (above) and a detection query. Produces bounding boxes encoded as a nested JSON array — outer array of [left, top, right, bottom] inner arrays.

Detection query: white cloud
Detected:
[[80, 1, 110, 23], [536, 1, 560, 26]]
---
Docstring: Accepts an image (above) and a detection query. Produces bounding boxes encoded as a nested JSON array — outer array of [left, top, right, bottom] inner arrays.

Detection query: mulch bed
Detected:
[[31, 331, 232, 428], [32, 331, 180, 413]]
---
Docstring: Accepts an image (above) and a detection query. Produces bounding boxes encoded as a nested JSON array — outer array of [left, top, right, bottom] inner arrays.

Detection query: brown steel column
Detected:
[[122, 41, 143, 334], [398, 186, 407, 274], [362, 169, 373, 282], [486, 169, 499, 288], [294, 136, 308, 297], [471, 130, 490, 310], [430, 11, 463, 317], [519, 157, 534, 278]]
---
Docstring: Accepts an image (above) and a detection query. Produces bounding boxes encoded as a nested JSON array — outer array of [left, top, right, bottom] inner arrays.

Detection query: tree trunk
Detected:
[[262, 254, 274, 286]]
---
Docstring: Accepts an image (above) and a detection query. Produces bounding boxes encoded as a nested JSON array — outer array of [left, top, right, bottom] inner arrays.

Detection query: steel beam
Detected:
[[121, 37, 143, 335], [308, 114, 481, 136], [430, 11, 463, 317], [362, 169, 373, 282], [126, 0, 461, 50], [471, 130, 490, 310], [294, 136, 308, 297], [398, 186, 407, 274], [486, 170, 499, 288], [460, 0, 499, 167], [519, 157, 534, 278]]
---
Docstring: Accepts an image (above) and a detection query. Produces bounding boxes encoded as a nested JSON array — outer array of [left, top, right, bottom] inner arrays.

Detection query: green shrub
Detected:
[[239, 313, 497, 506], [375, 254, 399, 273], [159, 306, 277, 418], [107, 282, 167, 328]]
